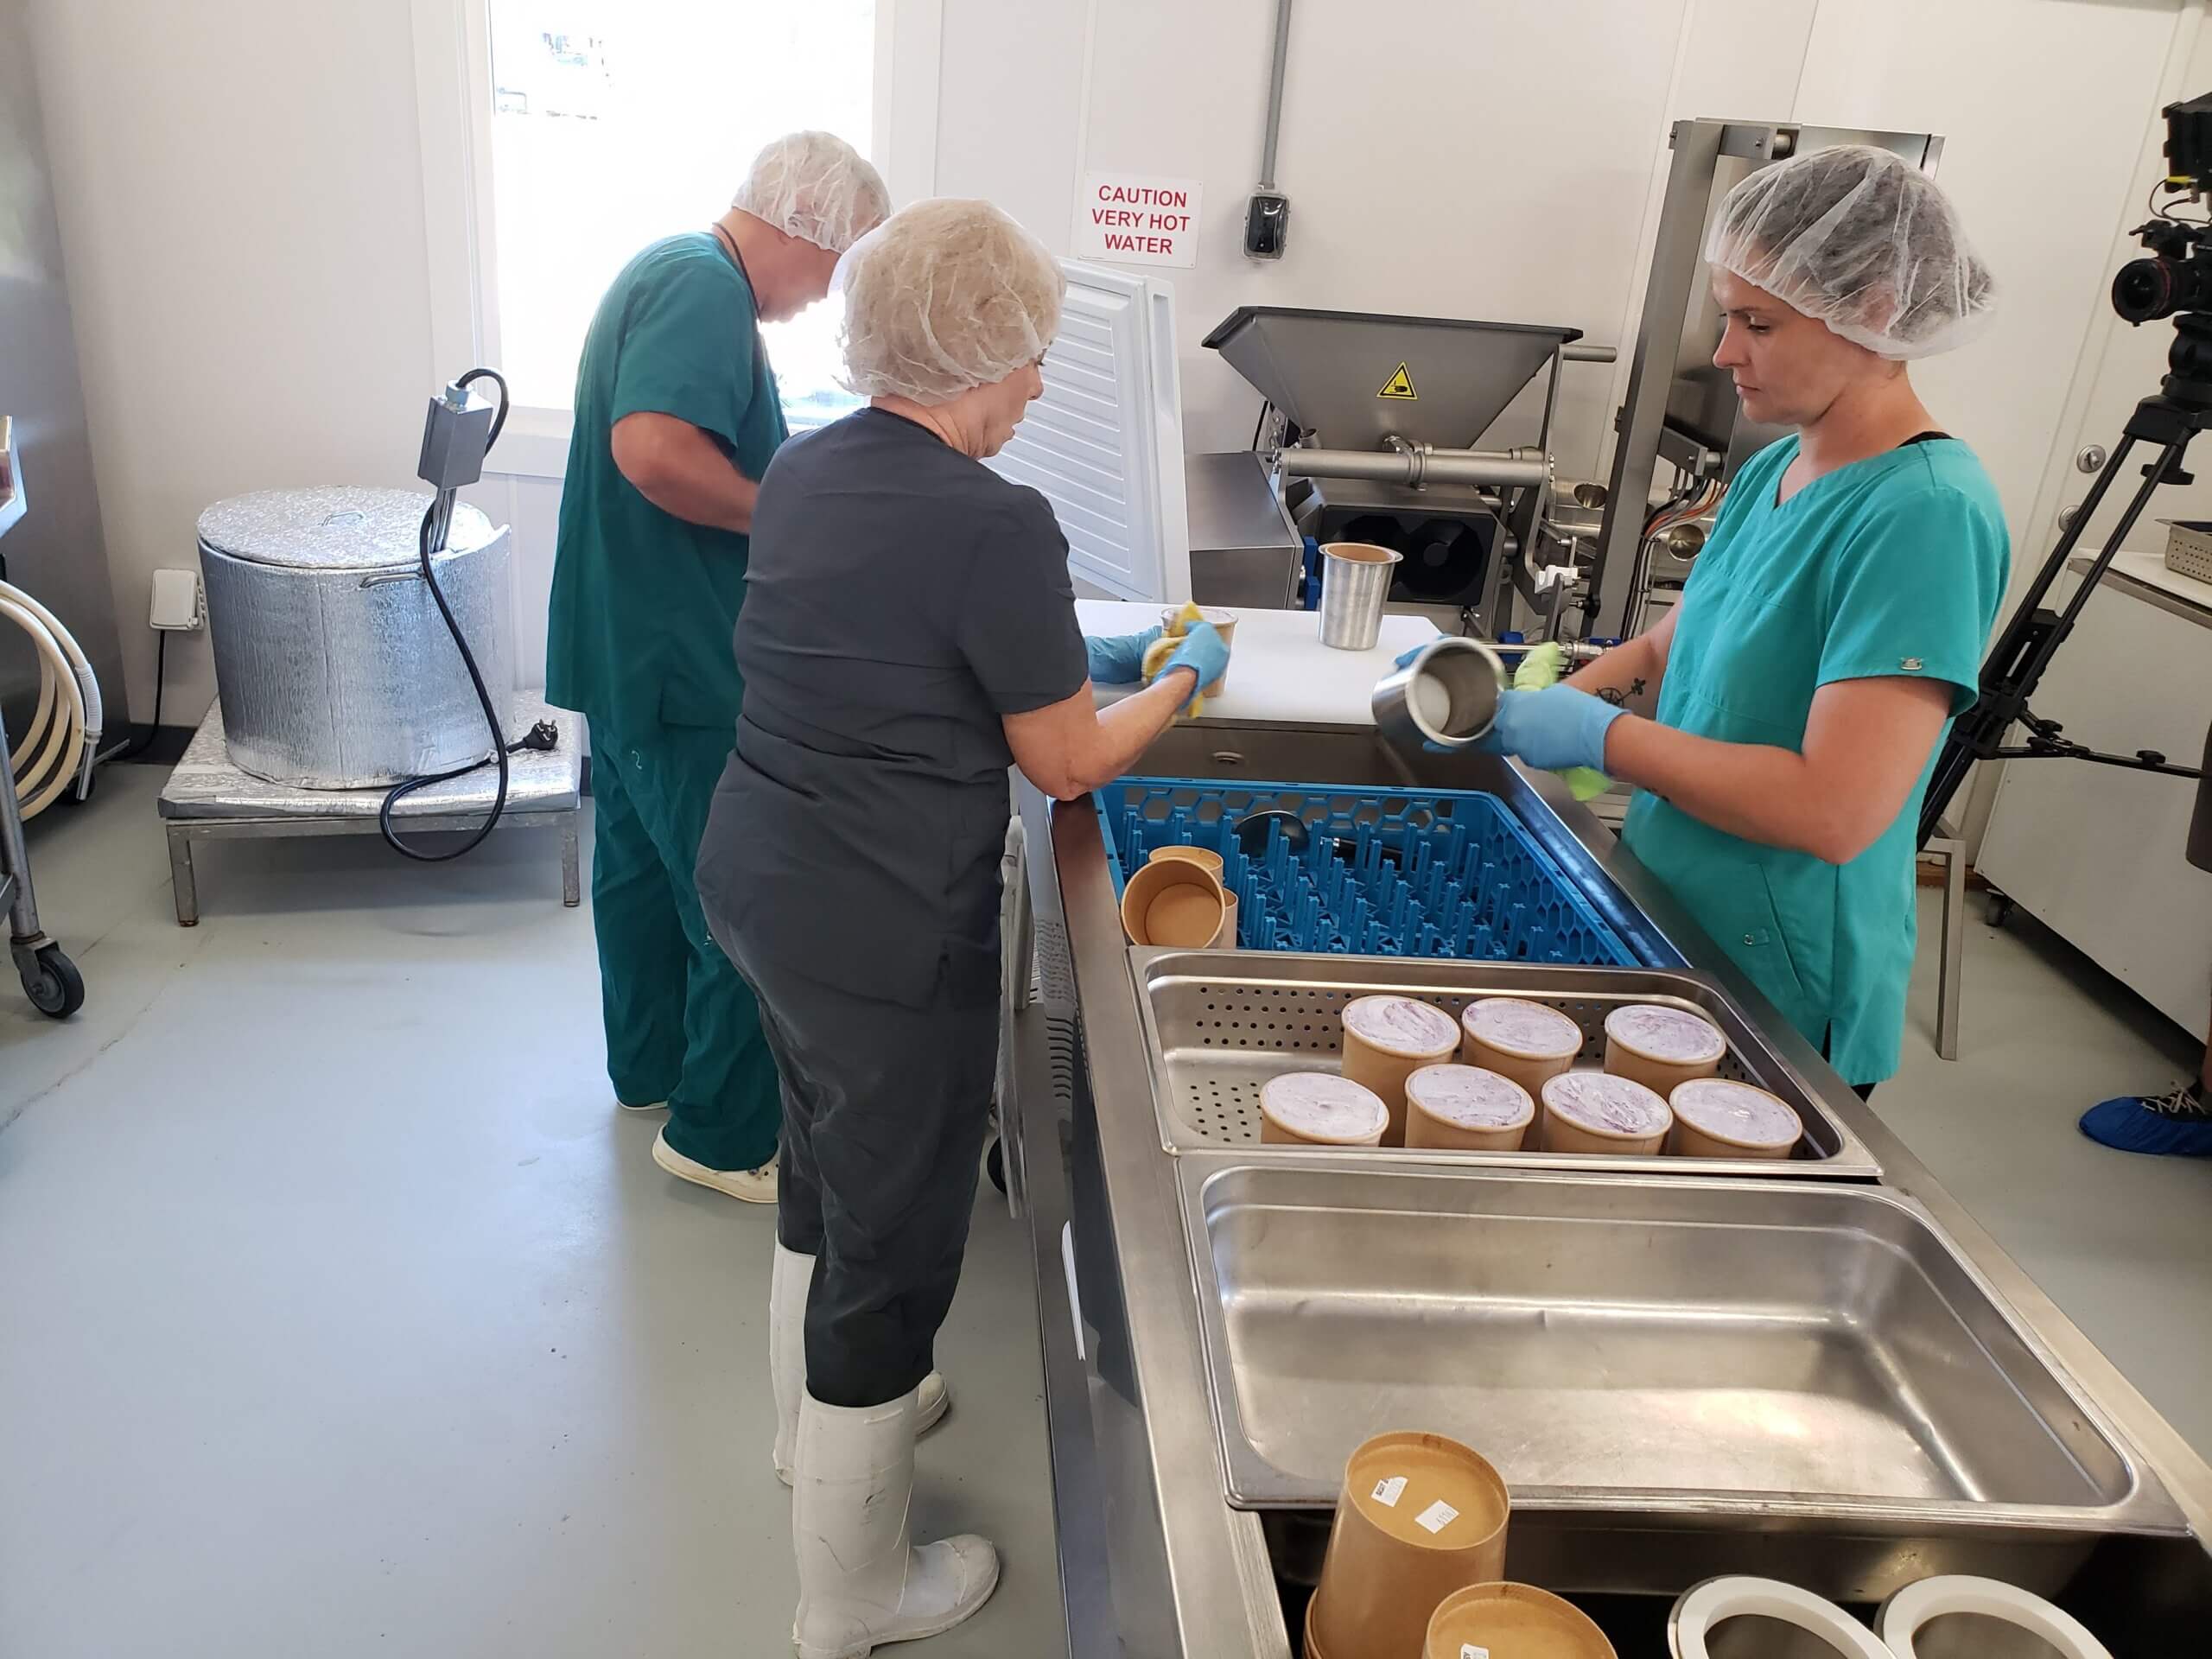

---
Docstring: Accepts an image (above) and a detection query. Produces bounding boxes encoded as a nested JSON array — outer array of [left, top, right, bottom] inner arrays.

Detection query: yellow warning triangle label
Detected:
[[1377, 362, 1417, 400]]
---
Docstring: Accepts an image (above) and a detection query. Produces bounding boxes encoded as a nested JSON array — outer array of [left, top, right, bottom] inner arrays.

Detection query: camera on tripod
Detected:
[[2113, 92, 2212, 325], [1919, 91, 2211, 846]]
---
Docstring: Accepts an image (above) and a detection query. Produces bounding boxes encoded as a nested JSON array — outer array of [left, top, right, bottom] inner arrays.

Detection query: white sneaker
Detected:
[[790, 1391, 999, 1659], [650, 1128, 777, 1204], [772, 1244, 949, 1485], [616, 1098, 668, 1115]]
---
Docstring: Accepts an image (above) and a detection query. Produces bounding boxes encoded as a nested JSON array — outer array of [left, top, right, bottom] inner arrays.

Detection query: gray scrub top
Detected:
[[701, 407, 1089, 1009]]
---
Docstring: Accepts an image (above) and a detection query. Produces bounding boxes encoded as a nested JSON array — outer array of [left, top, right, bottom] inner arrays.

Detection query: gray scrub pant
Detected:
[[738, 948, 998, 1408]]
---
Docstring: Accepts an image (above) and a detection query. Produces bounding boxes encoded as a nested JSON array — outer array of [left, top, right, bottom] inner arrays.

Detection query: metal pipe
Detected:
[[1258, 0, 1294, 188], [1563, 343, 1619, 363], [1280, 446, 1550, 491]]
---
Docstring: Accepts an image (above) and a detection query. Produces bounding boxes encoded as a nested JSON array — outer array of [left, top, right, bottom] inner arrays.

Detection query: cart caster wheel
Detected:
[[22, 944, 85, 1019], [1983, 892, 2013, 929], [985, 1135, 1007, 1196]]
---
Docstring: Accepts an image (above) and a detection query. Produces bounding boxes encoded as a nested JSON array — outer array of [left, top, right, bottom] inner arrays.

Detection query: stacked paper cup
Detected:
[[1306, 1432, 1510, 1659]]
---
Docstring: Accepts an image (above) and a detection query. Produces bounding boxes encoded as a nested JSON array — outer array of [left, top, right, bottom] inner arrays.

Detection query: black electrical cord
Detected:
[[378, 366, 549, 862], [120, 631, 168, 760]]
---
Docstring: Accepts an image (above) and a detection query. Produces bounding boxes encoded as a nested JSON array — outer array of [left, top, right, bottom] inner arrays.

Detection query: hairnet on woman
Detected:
[[1473, 144, 2009, 1096], [695, 198, 1227, 1656]]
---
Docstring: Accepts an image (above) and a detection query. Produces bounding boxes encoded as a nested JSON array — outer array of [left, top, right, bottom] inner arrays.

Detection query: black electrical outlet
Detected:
[[1244, 191, 1289, 259]]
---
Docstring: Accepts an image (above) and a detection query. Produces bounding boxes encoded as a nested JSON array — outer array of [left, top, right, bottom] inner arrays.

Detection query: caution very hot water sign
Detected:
[[1075, 172, 1204, 269]]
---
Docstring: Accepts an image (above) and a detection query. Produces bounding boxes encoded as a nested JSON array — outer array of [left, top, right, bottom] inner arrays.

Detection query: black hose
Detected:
[[378, 365, 525, 863]]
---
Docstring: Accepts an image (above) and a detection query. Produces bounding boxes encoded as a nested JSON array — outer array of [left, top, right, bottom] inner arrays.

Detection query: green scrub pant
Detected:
[[588, 721, 780, 1172]]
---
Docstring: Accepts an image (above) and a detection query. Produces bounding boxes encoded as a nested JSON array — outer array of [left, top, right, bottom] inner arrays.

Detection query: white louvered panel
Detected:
[[988, 260, 1189, 602]]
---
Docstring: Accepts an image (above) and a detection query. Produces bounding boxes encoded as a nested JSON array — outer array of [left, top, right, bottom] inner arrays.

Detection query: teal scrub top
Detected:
[[1621, 435, 2010, 1084], [545, 232, 789, 736]]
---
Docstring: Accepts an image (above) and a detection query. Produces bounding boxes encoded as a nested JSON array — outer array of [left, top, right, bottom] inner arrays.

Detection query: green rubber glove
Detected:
[[1511, 642, 1611, 801]]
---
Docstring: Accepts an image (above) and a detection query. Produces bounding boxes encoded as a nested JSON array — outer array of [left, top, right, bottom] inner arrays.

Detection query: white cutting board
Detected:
[[1076, 601, 1440, 726]]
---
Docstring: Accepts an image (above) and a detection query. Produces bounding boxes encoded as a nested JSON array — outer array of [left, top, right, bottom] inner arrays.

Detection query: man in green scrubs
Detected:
[[1477, 147, 2007, 1092], [547, 132, 889, 1201]]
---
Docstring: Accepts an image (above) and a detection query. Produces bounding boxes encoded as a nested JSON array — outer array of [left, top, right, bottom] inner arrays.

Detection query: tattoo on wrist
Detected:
[[1597, 687, 1627, 707], [1629, 677, 1647, 698]]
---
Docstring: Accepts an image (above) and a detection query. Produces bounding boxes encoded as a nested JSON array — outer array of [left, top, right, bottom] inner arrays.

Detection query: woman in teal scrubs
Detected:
[[1485, 147, 2008, 1092]]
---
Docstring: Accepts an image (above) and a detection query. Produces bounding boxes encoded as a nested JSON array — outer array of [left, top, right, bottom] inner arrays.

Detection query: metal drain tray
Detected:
[[1131, 950, 1879, 1179]]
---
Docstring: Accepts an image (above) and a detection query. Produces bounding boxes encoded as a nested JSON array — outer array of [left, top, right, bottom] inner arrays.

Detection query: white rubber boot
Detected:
[[772, 1245, 949, 1486], [770, 1243, 814, 1484], [790, 1392, 999, 1659]]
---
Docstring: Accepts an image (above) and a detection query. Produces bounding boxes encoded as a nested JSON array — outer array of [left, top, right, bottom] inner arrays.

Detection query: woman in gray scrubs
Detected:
[[696, 197, 1228, 1657]]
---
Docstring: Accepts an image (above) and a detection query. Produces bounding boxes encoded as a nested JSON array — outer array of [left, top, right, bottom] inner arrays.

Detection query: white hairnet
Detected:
[[1706, 144, 1996, 359], [730, 131, 888, 255], [836, 198, 1065, 404]]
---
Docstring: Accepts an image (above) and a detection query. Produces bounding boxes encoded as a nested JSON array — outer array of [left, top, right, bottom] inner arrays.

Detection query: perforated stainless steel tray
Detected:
[[1130, 949, 1880, 1179]]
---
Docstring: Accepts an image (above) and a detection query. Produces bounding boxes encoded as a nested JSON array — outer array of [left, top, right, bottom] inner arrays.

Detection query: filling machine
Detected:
[[1199, 304, 1616, 634], [998, 722, 2212, 1656]]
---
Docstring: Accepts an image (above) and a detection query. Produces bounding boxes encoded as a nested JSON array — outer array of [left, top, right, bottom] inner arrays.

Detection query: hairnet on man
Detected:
[[544, 131, 888, 1204]]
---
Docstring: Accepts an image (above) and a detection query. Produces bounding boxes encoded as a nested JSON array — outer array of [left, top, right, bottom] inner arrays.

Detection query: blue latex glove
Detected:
[[1150, 620, 1230, 693], [1084, 626, 1161, 685], [1488, 683, 1625, 773]]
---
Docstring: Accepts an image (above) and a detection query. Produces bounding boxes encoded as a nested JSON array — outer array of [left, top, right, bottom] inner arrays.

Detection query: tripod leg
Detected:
[[1919, 431, 2193, 846]]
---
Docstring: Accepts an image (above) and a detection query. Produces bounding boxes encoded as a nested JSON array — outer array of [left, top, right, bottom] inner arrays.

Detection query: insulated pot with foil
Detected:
[[196, 486, 515, 789]]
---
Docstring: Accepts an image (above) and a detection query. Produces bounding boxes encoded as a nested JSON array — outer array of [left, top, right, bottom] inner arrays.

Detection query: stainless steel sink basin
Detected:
[[1182, 1158, 2172, 1532]]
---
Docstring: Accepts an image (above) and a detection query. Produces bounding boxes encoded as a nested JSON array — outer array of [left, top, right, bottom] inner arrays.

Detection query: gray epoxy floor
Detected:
[[3, 768, 2209, 1656], [0, 766, 1055, 1659]]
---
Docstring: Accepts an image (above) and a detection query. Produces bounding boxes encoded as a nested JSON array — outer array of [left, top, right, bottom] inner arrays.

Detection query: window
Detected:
[[413, 0, 936, 474]]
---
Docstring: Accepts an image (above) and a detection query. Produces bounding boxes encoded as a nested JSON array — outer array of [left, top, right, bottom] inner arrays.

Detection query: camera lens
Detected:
[[2113, 257, 2179, 323]]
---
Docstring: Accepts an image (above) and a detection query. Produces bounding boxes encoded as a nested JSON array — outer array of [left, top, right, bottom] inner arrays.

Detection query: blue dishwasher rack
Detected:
[[1096, 778, 1634, 965]]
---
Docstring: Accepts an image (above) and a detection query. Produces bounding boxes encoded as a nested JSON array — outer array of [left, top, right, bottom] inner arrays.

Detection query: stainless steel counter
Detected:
[[1005, 722, 2212, 1657]]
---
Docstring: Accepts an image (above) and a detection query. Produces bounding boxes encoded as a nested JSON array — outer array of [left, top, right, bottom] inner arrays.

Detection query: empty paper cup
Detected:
[[1427, 1582, 1618, 1659], [1160, 606, 1237, 694], [1340, 995, 1463, 1145], [1669, 1077, 1802, 1160], [1259, 1072, 1389, 1147], [1120, 855, 1225, 948], [1878, 1573, 2116, 1659], [1460, 997, 1586, 1094], [1404, 1064, 1535, 1152], [1603, 1003, 1726, 1097], [1310, 1432, 1511, 1659], [1317, 542, 1403, 650], [1671, 1577, 1896, 1659], [1147, 843, 1226, 879], [1540, 1071, 1672, 1154]]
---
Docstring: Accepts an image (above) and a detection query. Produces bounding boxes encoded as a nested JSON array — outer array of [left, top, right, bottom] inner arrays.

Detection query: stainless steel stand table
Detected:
[[157, 696, 584, 925]]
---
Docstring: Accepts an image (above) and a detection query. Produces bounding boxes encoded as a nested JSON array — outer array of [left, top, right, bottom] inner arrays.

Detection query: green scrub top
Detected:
[[1621, 435, 2010, 1084], [546, 232, 790, 735]]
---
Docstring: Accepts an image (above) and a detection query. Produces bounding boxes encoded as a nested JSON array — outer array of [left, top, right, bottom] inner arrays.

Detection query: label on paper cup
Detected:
[[1462, 1646, 1491, 1659], [1370, 1475, 1408, 1507], [1414, 1498, 1459, 1534]]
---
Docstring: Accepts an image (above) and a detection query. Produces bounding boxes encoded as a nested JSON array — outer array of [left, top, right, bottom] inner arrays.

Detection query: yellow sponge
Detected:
[[1511, 641, 1611, 802], [1142, 601, 1209, 718]]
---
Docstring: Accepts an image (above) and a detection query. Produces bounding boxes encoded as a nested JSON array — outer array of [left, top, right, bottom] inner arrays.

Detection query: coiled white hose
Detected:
[[0, 578, 103, 821]]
